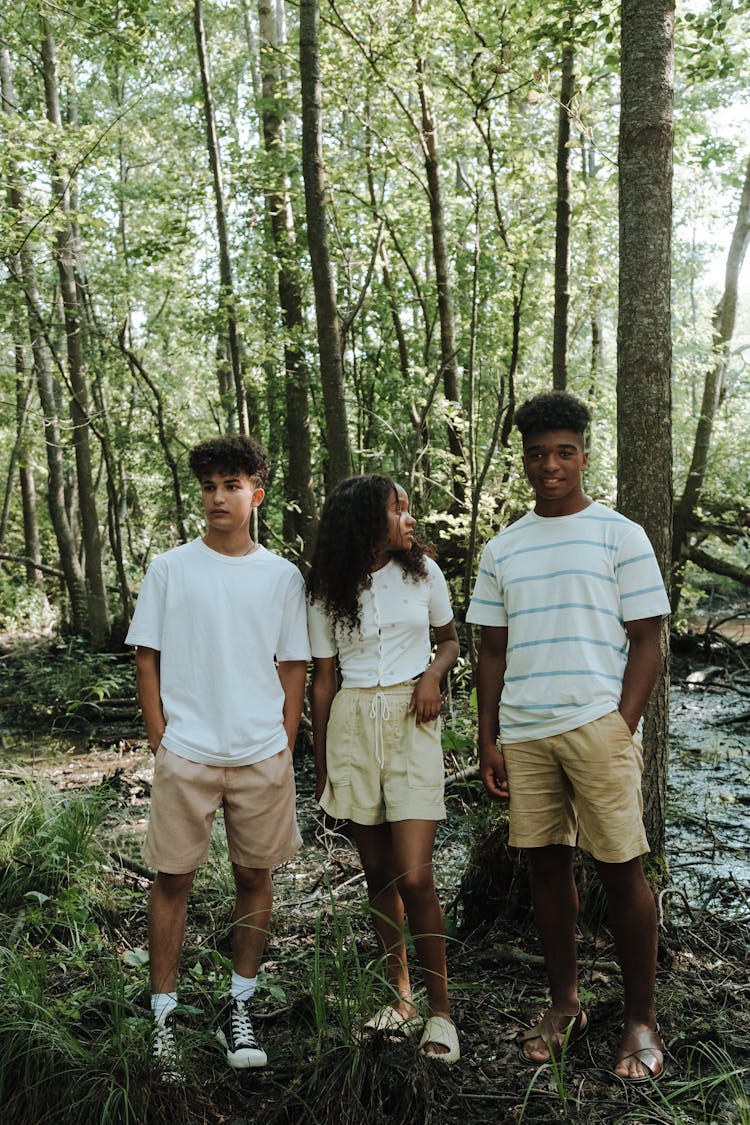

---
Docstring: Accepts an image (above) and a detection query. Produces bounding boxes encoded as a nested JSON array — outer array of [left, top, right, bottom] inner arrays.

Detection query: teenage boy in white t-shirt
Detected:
[[126, 435, 310, 1074], [467, 391, 670, 1085]]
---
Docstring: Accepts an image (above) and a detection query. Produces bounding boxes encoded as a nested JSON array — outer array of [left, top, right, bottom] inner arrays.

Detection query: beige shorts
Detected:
[[143, 746, 301, 874], [502, 710, 649, 863], [321, 682, 446, 825]]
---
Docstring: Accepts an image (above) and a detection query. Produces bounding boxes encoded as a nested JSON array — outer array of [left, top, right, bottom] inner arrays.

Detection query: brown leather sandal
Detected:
[[518, 1004, 589, 1065], [613, 1023, 666, 1084]]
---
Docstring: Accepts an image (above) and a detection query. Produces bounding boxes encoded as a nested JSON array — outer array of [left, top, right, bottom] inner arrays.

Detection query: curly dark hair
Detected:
[[514, 391, 590, 443], [188, 435, 270, 485], [308, 474, 428, 635]]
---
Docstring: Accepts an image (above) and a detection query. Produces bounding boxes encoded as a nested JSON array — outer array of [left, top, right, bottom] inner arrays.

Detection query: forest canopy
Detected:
[[1, 0, 749, 646]]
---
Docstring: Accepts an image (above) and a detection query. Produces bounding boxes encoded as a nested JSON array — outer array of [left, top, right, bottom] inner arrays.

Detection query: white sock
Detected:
[[151, 992, 177, 1023], [231, 971, 257, 1003]]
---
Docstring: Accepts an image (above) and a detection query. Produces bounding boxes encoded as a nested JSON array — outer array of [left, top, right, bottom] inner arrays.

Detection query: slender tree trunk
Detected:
[[117, 331, 189, 544], [413, 1, 466, 507], [0, 336, 43, 592], [671, 153, 750, 611], [299, 0, 353, 486], [617, 0, 674, 857], [258, 0, 317, 564], [41, 23, 110, 645], [1, 44, 88, 629], [552, 43, 575, 390], [193, 0, 248, 434]]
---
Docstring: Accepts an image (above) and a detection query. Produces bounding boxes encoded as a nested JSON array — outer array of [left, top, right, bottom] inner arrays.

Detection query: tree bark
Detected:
[[552, 43, 575, 391], [617, 0, 675, 857], [41, 23, 110, 646], [299, 0, 353, 487], [413, 1, 466, 508], [258, 0, 317, 565], [671, 153, 750, 610], [682, 544, 750, 588], [193, 0, 248, 435], [1, 43, 88, 629]]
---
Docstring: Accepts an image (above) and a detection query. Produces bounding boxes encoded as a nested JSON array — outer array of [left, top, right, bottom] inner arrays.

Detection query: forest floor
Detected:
[[0, 637, 749, 1124]]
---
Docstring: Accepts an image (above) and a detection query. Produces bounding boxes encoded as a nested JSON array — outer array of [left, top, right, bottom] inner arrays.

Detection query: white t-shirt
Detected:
[[466, 501, 671, 742], [308, 556, 454, 687], [125, 539, 310, 766]]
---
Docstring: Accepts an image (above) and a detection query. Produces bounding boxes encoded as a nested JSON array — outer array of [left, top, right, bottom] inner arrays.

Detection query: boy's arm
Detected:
[[310, 657, 338, 801], [277, 660, 308, 753], [134, 645, 165, 753], [410, 620, 460, 723], [475, 625, 510, 800], [620, 615, 664, 733]]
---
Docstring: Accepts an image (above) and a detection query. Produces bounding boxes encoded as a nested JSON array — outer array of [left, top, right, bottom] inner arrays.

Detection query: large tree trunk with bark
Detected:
[[671, 154, 750, 610], [552, 43, 575, 391], [299, 0, 353, 487], [617, 0, 675, 857], [194, 0, 248, 434], [258, 0, 317, 565]]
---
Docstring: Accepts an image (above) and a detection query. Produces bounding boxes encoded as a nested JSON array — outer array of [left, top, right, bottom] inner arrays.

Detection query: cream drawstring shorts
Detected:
[[320, 681, 446, 825]]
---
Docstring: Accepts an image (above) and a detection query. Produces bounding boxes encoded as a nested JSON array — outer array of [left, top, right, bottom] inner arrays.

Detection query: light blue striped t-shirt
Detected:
[[466, 501, 670, 742]]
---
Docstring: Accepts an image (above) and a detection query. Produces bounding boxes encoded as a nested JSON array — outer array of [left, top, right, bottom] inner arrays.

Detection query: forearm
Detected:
[[426, 635, 460, 683], [620, 617, 664, 732], [134, 647, 165, 752], [619, 650, 660, 731], [278, 660, 308, 750], [476, 654, 505, 753], [475, 628, 507, 753], [310, 659, 338, 775]]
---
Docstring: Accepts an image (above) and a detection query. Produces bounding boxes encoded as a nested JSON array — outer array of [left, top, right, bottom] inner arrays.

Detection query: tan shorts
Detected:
[[143, 746, 301, 873], [502, 711, 649, 863], [321, 682, 446, 825]]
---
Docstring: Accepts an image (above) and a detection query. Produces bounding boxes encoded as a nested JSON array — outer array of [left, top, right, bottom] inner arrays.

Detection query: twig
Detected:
[[657, 886, 696, 926], [445, 763, 480, 787]]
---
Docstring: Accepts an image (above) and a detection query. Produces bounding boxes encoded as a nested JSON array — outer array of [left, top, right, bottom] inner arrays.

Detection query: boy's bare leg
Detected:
[[595, 856, 661, 1080], [149, 870, 196, 994], [231, 865, 273, 978], [523, 844, 580, 1062], [351, 823, 414, 1015]]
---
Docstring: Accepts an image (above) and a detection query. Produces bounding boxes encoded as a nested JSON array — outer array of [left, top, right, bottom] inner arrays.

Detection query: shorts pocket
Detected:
[[609, 709, 635, 740], [405, 717, 445, 789], [325, 692, 355, 785]]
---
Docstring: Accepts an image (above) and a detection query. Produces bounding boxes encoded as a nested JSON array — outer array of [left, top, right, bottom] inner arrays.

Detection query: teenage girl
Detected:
[[307, 474, 460, 1063]]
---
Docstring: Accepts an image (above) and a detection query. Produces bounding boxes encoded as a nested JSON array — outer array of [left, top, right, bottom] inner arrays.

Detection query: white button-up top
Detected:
[[308, 557, 453, 687]]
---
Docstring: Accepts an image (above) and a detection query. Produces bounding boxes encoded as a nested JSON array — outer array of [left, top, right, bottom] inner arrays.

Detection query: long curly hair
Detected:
[[308, 474, 429, 635]]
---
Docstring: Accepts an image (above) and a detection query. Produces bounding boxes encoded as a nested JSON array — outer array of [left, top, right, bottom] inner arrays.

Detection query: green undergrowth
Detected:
[[1, 772, 748, 1124], [0, 638, 134, 732]]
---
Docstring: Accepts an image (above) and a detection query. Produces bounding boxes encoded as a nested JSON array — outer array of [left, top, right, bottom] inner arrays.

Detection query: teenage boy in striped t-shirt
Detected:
[[467, 390, 670, 1085]]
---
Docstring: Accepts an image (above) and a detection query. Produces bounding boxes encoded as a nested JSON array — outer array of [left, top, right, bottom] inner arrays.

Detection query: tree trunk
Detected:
[[193, 0, 248, 435], [1, 44, 88, 630], [413, 1, 466, 508], [0, 334, 43, 591], [552, 43, 575, 391], [258, 0, 317, 565], [299, 0, 353, 487], [617, 0, 675, 857], [671, 153, 750, 611], [42, 23, 110, 646]]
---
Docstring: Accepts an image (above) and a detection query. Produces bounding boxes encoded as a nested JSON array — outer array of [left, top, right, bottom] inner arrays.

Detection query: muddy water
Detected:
[[668, 673, 750, 914]]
